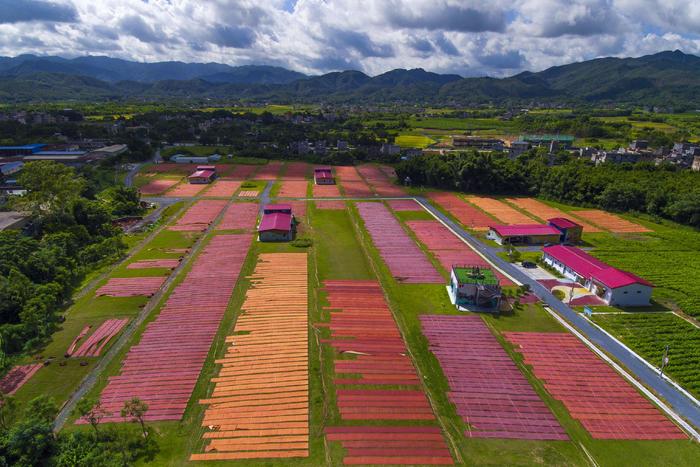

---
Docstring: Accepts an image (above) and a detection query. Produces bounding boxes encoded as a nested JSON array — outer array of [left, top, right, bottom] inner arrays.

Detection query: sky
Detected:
[[1, 0, 700, 77]]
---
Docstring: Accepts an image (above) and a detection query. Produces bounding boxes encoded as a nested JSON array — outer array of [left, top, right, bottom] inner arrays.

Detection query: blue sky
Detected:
[[0, 0, 699, 77]]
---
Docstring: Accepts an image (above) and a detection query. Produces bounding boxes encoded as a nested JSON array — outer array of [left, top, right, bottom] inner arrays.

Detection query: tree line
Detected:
[[396, 150, 700, 228], [0, 162, 143, 358]]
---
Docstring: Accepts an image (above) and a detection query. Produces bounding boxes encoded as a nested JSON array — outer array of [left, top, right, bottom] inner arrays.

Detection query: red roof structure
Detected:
[[543, 245, 652, 289], [314, 167, 333, 178], [258, 212, 292, 232], [490, 224, 561, 237], [548, 217, 580, 229], [188, 169, 215, 179], [591, 268, 653, 288]]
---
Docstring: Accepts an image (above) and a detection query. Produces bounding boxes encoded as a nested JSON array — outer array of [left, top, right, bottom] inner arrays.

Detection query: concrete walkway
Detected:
[[415, 196, 700, 437]]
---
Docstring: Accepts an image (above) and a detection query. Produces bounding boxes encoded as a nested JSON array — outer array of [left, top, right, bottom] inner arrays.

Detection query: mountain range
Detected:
[[1, 50, 699, 106]]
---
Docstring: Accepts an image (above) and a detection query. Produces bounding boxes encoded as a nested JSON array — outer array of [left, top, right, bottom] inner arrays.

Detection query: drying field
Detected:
[[169, 199, 227, 231], [204, 180, 241, 197], [95, 276, 166, 297], [254, 161, 283, 180], [505, 198, 603, 233], [592, 313, 700, 397], [336, 166, 374, 197], [127, 258, 180, 269], [69, 319, 128, 357], [278, 180, 309, 197], [90, 234, 251, 423], [387, 199, 421, 211], [227, 165, 259, 179], [217, 202, 258, 231], [357, 164, 406, 197], [312, 182, 341, 197], [357, 202, 442, 283], [165, 182, 208, 197], [139, 178, 180, 195], [466, 196, 538, 225], [573, 209, 651, 233], [321, 280, 453, 465], [192, 253, 309, 461], [428, 192, 493, 230], [406, 220, 512, 285], [0, 364, 43, 395], [283, 161, 311, 179], [421, 315, 566, 440], [507, 332, 686, 440]]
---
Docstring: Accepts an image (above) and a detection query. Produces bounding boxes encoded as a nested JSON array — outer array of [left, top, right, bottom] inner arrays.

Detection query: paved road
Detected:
[[416, 196, 700, 433]]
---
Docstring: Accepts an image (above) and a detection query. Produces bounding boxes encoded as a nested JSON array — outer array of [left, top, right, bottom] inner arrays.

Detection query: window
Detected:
[[623, 291, 628, 294]]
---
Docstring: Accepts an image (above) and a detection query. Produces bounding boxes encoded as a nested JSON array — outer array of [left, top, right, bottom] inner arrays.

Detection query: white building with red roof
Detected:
[[542, 245, 653, 306], [487, 224, 562, 245]]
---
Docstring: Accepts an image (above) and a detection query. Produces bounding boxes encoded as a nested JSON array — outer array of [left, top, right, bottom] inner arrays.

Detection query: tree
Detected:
[[0, 392, 16, 430], [14, 161, 86, 217], [1, 396, 58, 466], [121, 398, 149, 438], [75, 398, 107, 438]]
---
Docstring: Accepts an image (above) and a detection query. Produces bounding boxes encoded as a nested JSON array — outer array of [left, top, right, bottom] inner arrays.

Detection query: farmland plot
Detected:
[[356, 203, 442, 283], [192, 253, 308, 461], [592, 313, 700, 397]]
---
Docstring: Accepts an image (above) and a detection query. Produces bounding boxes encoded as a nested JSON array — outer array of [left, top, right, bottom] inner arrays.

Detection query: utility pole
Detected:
[[660, 344, 670, 377]]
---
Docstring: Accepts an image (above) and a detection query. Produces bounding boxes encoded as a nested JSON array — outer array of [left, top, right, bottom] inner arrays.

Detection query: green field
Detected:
[[592, 313, 700, 397], [395, 133, 435, 148]]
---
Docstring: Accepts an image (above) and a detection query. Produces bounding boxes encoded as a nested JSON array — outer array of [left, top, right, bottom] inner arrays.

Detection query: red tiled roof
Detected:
[[543, 245, 653, 289], [543, 245, 610, 278], [188, 169, 215, 179], [548, 217, 580, 229], [591, 268, 653, 289], [258, 212, 292, 232], [490, 224, 561, 237]]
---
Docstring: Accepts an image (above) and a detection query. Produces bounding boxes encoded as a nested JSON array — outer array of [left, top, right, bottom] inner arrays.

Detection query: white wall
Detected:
[[486, 229, 504, 245], [607, 283, 653, 307]]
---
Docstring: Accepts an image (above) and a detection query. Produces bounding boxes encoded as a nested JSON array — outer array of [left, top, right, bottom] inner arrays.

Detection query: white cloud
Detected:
[[0, 0, 697, 77]]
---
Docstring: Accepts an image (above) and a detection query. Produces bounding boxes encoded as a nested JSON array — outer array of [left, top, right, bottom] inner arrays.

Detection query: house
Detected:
[[547, 218, 583, 243], [447, 265, 501, 311], [0, 161, 23, 177], [0, 144, 45, 158], [0, 211, 30, 231], [692, 156, 700, 172], [487, 224, 562, 245], [629, 140, 649, 151], [171, 154, 221, 164], [314, 167, 335, 185], [452, 136, 504, 151], [542, 245, 653, 306], [188, 168, 216, 184], [380, 143, 401, 156], [258, 204, 295, 242], [87, 144, 127, 159], [508, 141, 530, 158], [520, 134, 574, 149]]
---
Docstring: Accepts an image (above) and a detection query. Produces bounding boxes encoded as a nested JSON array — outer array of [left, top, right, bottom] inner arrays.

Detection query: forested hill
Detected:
[[1, 50, 700, 106]]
